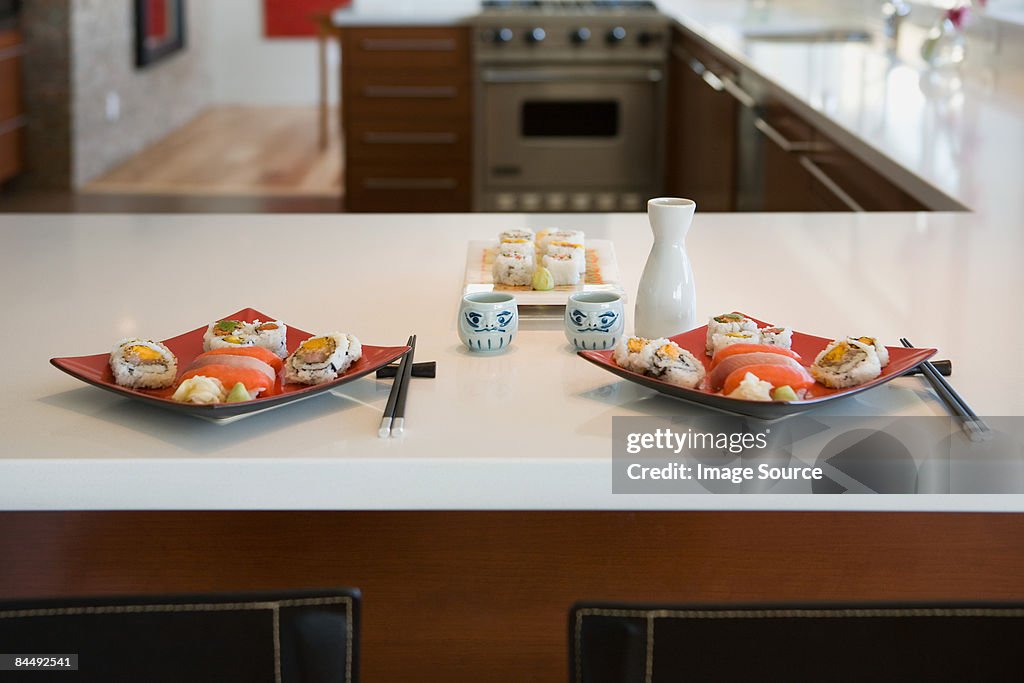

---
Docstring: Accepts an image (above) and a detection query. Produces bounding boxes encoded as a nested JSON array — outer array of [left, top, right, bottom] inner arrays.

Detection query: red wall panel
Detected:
[[263, 0, 351, 38]]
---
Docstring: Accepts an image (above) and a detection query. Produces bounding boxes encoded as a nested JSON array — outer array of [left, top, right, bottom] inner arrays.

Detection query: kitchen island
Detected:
[[1, 211, 1021, 510]]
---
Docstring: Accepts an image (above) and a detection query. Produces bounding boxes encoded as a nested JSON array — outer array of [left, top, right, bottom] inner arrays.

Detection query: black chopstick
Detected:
[[390, 335, 417, 438], [901, 338, 991, 442], [378, 335, 414, 439], [387, 335, 415, 438]]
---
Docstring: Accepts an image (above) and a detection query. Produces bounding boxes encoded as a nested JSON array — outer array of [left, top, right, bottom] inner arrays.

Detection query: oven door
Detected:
[[479, 65, 663, 190]]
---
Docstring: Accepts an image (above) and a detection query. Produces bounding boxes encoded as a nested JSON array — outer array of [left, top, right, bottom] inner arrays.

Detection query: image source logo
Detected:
[[612, 415, 1024, 494]]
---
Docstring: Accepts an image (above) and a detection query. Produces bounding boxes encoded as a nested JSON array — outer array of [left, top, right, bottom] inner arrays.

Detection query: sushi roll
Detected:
[[613, 336, 652, 372], [203, 319, 255, 351], [643, 340, 706, 389], [541, 253, 580, 286], [546, 240, 586, 274], [710, 330, 762, 356], [848, 336, 889, 367], [492, 249, 534, 286], [284, 332, 362, 385], [760, 326, 793, 350], [497, 239, 535, 260], [250, 319, 288, 358], [109, 338, 178, 389], [500, 228, 534, 243], [811, 338, 882, 388], [538, 229, 585, 255], [705, 313, 759, 355]]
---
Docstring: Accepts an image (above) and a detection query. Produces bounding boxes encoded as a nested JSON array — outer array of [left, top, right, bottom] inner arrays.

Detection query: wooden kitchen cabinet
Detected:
[[665, 31, 739, 212], [758, 104, 929, 212], [0, 27, 25, 185], [340, 26, 472, 212], [667, 28, 931, 213]]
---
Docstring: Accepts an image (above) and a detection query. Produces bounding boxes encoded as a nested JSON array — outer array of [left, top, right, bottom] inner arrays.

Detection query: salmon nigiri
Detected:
[[178, 364, 274, 397], [710, 343, 801, 370], [722, 363, 814, 396], [195, 346, 284, 373]]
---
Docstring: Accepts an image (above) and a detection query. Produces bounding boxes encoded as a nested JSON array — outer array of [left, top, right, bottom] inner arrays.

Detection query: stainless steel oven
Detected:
[[473, 1, 669, 212]]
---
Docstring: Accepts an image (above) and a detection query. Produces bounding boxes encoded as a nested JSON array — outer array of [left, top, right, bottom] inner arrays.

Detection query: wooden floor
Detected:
[[82, 106, 342, 198]]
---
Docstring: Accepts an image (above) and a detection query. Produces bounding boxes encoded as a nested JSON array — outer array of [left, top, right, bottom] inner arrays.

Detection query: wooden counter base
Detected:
[[1, 511, 1023, 681]]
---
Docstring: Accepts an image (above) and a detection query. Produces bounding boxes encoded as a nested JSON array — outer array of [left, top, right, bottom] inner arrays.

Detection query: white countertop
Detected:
[[657, 0, 1024, 220], [1, 212, 1022, 511], [332, 0, 480, 26]]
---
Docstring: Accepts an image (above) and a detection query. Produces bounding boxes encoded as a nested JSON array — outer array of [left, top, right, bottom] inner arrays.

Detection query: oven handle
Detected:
[[480, 67, 663, 84]]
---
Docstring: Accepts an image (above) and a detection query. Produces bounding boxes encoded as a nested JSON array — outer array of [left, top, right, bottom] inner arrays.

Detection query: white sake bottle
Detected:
[[634, 198, 697, 338]]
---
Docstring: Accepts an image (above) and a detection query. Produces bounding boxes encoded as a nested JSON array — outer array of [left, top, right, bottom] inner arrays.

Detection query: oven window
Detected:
[[521, 101, 619, 137]]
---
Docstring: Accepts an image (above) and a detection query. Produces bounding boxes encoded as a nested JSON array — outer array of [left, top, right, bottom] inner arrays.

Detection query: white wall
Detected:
[[205, 0, 339, 106], [72, 0, 213, 186]]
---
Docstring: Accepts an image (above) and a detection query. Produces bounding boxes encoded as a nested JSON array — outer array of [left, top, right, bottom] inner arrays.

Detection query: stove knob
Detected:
[[526, 27, 546, 44], [571, 27, 592, 44], [637, 30, 660, 47], [606, 26, 627, 45], [491, 27, 514, 44]]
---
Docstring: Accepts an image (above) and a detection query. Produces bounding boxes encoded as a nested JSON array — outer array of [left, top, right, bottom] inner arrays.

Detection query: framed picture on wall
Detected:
[[134, 0, 186, 68]]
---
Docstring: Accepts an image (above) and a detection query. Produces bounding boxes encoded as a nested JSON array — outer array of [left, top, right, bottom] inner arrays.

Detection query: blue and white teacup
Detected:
[[459, 292, 518, 353], [565, 291, 624, 350]]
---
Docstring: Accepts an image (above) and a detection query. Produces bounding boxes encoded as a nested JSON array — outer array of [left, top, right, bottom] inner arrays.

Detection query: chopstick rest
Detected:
[[906, 359, 951, 377], [376, 361, 436, 379]]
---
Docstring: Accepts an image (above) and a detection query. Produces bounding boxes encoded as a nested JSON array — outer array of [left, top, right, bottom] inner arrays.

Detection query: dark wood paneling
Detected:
[[2, 512, 1023, 682]]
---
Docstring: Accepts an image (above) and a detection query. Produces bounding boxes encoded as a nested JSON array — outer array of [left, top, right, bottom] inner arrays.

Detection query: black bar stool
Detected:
[[570, 601, 1024, 683], [0, 587, 359, 682]]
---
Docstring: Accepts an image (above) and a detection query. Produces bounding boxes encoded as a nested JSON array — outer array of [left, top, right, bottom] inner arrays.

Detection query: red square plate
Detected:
[[578, 314, 937, 419], [50, 308, 409, 421]]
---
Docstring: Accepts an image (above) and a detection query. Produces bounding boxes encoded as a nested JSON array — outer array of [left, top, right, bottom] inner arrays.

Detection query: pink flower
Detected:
[[946, 6, 968, 29]]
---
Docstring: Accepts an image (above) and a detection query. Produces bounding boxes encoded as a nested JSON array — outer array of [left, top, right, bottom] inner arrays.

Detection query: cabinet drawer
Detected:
[[0, 125, 24, 183], [343, 27, 469, 70], [0, 33, 23, 123], [345, 71, 471, 121], [346, 166, 470, 212], [346, 122, 470, 166]]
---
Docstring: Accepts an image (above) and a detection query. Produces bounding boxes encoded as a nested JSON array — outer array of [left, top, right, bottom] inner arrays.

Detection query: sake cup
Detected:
[[565, 291, 625, 350], [459, 292, 518, 353]]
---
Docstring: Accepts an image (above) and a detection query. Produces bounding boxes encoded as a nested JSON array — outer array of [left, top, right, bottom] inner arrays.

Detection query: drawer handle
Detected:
[[363, 178, 458, 190], [754, 117, 826, 154], [676, 48, 756, 109], [360, 39, 456, 52], [363, 132, 458, 145], [363, 86, 458, 99], [799, 156, 865, 212]]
